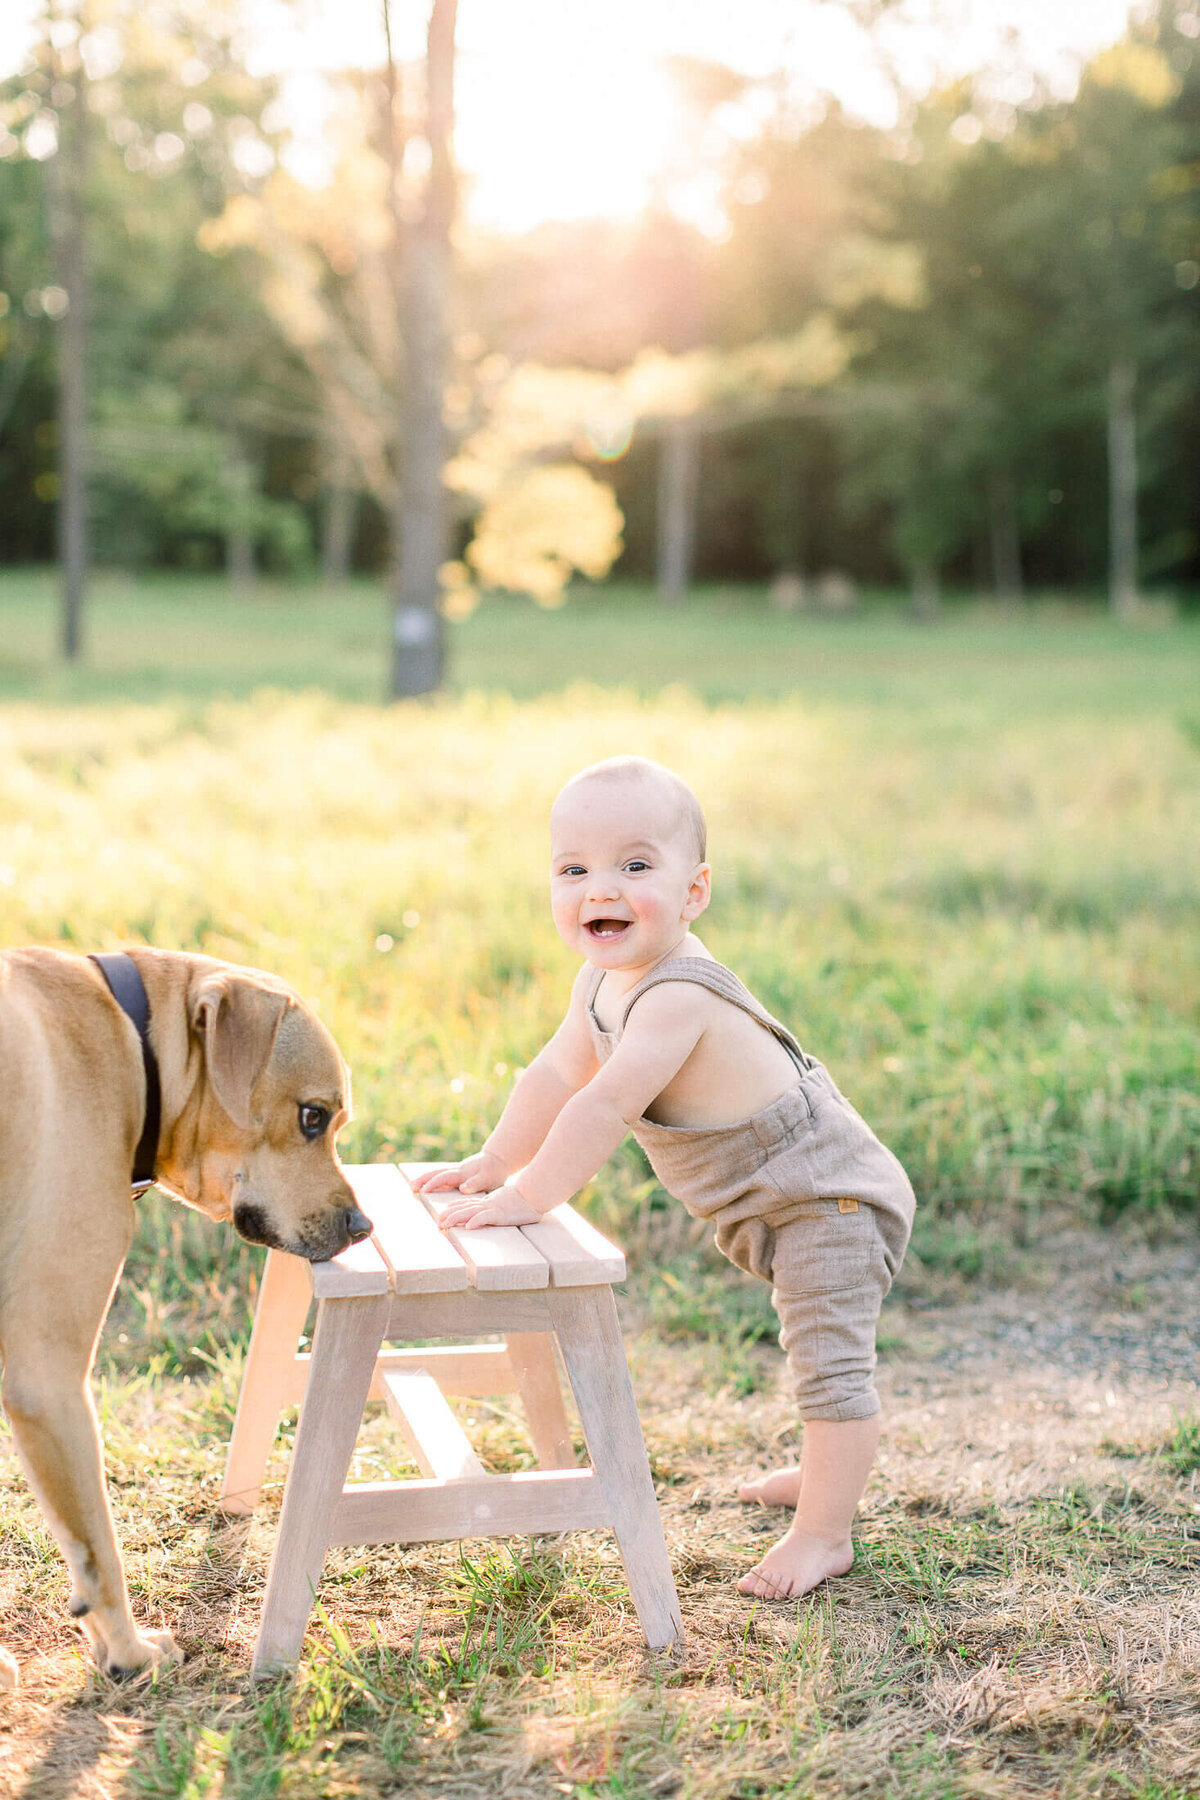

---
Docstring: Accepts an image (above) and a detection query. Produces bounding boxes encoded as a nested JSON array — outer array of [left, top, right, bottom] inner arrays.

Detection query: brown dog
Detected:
[[0, 946, 370, 1687]]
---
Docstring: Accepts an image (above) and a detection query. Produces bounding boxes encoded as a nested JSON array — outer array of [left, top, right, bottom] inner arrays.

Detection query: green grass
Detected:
[[2, 572, 1199, 1798], [3, 566, 1199, 714]]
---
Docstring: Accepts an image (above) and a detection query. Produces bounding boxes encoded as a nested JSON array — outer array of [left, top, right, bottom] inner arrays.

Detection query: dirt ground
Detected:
[[878, 1222, 1200, 1510]]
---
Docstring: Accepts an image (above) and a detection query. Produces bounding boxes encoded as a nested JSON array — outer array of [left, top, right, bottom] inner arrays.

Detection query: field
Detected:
[[1, 574, 1198, 1799]]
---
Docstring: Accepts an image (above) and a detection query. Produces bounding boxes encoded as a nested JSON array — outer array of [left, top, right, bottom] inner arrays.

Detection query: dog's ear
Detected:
[[192, 972, 291, 1129]]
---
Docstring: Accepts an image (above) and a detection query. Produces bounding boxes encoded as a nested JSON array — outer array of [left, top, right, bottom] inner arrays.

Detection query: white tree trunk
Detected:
[[1107, 358, 1138, 617], [321, 444, 357, 588], [987, 470, 1023, 600], [390, 0, 457, 698], [911, 562, 940, 619], [48, 3, 88, 662], [656, 419, 698, 607], [225, 444, 257, 593]]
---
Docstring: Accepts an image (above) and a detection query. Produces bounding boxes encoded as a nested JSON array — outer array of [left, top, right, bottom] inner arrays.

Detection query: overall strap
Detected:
[[585, 964, 608, 1017], [88, 952, 162, 1191], [620, 957, 812, 1074]]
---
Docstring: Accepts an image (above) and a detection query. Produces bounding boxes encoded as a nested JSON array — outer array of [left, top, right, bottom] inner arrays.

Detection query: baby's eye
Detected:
[[559, 864, 586, 878], [625, 859, 650, 873]]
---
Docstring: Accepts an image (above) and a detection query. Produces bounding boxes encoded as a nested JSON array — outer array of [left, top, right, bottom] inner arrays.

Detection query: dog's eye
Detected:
[[298, 1104, 329, 1140]]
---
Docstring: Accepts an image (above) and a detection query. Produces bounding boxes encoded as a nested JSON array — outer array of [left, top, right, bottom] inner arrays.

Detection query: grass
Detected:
[[1, 572, 1199, 1797], [2, 566, 1199, 714]]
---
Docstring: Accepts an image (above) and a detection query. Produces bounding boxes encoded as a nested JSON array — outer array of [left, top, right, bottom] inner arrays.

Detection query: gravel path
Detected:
[[887, 1223, 1200, 1390]]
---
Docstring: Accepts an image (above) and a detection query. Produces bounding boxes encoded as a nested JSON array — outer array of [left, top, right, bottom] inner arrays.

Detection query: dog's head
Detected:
[[170, 967, 369, 1262]]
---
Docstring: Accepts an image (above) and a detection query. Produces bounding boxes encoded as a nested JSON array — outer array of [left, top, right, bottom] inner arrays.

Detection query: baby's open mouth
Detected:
[[586, 919, 630, 939]]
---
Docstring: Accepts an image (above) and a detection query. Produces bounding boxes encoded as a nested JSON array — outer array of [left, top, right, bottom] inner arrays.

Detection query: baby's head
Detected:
[[550, 758, 710, 966], [554, 757, 706, 860]]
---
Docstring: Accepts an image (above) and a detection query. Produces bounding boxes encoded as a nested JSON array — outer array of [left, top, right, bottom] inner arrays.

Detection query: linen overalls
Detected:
[[585, 957, 915, 1421]]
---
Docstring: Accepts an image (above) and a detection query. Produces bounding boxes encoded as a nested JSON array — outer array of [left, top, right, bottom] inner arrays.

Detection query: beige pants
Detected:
[[716, 1198, 895, 1421], [706, 1068, 913, 1422]]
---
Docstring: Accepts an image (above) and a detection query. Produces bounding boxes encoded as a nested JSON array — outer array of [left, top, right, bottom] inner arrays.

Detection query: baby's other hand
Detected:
[[437, 1185, 542, 1230], [413, 1150, 507, 1194]]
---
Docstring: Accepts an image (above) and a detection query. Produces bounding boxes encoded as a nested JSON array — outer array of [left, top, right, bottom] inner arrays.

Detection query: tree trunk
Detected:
[[656, 419, 698, 607], [987, 470, 1023, 600], [389, 0, 457, 699], [48, 3, 89, 663], [321, 444, 357, 588], [225, 442, 257, 593], [1107, 357, 1138, 617], [911, 562, 940, 620]]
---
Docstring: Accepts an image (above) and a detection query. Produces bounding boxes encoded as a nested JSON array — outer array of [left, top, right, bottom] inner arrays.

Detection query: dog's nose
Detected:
[[343, 1206, 373, 1244]]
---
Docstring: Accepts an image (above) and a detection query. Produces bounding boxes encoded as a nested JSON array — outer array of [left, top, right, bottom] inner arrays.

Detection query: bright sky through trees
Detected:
[[2, 0, 1143, 232]]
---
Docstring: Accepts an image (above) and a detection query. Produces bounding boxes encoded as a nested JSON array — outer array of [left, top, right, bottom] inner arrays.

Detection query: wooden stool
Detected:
[[221, 1164, 683, 1675]]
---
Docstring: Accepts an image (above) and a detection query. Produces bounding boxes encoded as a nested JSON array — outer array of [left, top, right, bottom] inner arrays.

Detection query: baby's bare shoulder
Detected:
[[623, 977, 708, 1033], [624, 976, 737, 1038]]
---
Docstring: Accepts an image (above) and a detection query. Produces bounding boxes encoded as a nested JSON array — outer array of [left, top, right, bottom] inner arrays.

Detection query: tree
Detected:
[[389, 0, 457, 699], [2, 0, 319, 585], [46, 0, 89, 659], [832, 12, 1199, 607], [1040, 32, 1197, 612]]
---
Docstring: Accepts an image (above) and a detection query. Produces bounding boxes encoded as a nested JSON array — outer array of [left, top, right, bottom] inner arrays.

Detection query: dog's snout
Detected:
[[343, 1206, 373, 1245]]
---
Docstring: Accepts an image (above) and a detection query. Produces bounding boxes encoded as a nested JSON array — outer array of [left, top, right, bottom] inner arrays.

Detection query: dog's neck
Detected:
[[117, 949, 233, 1222], [88, 954, 161, 1191]]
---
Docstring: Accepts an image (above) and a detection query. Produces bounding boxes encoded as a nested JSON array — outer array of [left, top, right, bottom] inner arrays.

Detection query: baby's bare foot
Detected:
[[737, 1465, 803, 1508], [736, 1528, 854, 1601]]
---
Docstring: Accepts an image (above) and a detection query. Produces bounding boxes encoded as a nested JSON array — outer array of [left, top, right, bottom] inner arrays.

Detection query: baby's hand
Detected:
[[412, 1150, 507, 1195], [437, 1185, 542, 1230]]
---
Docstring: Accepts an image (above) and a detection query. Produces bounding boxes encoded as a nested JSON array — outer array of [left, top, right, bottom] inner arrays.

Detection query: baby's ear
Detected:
[[684, 863, 712, 919]]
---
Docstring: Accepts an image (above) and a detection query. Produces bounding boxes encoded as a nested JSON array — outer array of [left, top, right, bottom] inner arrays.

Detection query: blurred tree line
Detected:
[[1, 0, 1197, 610]]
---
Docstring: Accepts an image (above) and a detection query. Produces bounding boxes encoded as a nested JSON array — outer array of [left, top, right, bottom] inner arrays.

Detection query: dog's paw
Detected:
[[103, 1629, 184, 1683], [0, 1647, 18, 1690]]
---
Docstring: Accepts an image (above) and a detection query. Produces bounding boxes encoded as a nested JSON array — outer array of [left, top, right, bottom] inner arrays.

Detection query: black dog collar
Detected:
[[88, 952, 162, 1192]]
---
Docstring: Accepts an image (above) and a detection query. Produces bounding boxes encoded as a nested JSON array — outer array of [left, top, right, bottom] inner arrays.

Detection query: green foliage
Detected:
[[0, 3, 316, 575], [4, 5, 1200, 595], [836, 19, 1200, 591]]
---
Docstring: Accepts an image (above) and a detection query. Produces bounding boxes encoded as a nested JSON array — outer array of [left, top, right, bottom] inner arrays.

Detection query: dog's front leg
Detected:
[[2, 1360, 182, 1679]]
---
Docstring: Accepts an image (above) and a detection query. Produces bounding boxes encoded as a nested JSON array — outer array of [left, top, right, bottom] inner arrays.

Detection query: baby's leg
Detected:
[[736, 1209, 890, 1597], [737, 1414, 880, 1599], [739, 1466, 802, 1507]]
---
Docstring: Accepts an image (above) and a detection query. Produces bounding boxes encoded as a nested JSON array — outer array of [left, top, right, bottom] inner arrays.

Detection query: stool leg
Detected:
[[546, 1287, 683, 1649], [506, 1333, 576, 1468], [221, 1249, 313, 1516], [251, 1292, 389, 1677]]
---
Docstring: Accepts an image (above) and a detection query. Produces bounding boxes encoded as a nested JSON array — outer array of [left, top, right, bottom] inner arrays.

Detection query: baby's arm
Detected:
[[438, 983, 705, 1228], [413, 968, 600, 1195]]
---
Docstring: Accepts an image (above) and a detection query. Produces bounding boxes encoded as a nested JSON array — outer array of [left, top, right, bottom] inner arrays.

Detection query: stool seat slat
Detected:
[[399, 1163, 625, 1289], [310, 1234, 390, 1299], [416, 1189, 550, 1290], [519, 1207, 626, 1287], [356, 1164, 471, 1292]]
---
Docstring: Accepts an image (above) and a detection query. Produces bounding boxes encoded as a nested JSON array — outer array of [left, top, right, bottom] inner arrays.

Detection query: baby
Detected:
[[415, 756, 915, 1601]]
